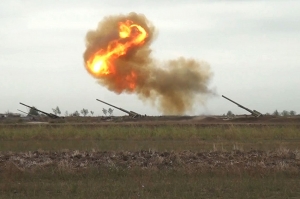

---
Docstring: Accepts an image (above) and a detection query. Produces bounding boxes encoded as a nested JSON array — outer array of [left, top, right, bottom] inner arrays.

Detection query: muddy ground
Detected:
[[1, 149, 300, 172]]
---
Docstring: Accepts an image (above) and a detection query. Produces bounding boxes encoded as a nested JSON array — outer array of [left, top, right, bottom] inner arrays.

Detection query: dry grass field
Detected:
[[0, 116, 300, 198]]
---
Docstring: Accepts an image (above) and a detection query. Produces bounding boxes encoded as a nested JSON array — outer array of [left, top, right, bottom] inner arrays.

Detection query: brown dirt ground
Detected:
[[1, 149, 300, 172]]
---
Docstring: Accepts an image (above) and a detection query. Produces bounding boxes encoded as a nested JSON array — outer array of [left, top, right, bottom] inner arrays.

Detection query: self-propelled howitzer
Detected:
[[19, 102, 60, 119], [96, 99, 141, 118], [222, 95, 262, 117]]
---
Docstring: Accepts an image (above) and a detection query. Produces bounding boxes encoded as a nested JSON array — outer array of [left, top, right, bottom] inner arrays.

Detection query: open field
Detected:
[[0, 124, 300, 152], [1, 166, 300, 199], [0, 116, 300, 198]]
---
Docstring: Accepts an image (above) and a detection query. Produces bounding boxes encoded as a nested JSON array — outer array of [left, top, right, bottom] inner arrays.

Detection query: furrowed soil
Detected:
[[0, 116, 300, 198]]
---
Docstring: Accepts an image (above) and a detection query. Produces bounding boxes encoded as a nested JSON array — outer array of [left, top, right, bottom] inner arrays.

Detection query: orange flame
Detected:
[[85, 20, 148, 82]]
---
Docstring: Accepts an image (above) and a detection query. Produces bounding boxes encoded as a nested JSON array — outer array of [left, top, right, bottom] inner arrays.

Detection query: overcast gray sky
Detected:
[[1, 0, 299, 116]]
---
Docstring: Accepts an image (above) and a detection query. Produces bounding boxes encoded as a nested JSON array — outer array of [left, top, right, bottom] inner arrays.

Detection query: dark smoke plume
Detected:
[[83, 12, 213, 115]]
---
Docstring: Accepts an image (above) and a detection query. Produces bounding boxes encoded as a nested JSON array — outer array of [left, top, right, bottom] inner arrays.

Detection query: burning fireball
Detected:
[[83, 12, 213, 115], [86, 20, 148, 78]]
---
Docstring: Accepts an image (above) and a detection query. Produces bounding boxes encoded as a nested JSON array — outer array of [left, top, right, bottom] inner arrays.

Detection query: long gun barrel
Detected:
[[17, 109, 36, 117], [96, 99, 141, 118], [19, 103, 60, 119], [222, 95, 262, 117]]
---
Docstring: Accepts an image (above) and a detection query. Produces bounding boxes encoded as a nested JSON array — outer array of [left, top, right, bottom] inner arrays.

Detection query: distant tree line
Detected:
[[25, 106, 115, 117], [269, 110, 297, 116], [25, 106, 97, 117], [51, 106, 112, 117], [225, 110, 297, 117]]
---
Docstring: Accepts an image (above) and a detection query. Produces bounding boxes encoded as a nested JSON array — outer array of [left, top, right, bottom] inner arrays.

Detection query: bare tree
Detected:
[[290, 110, 296, 116], [90, 111, 94, 116], [281, 110, 289, 116], [102, 108, 107, 116], [80, 108, 89, 116], [52, 106, 61, 115], [71, 111, 80, 117], [226, 111, 234, 117], [273, 110, 279, 116], [108, 108, 114, 116]]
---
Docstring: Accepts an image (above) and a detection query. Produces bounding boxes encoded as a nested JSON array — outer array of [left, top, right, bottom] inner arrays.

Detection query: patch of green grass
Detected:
[[0, 125, 299, 141], [0, 125, 299, 152], [0, 167, 299, 199]]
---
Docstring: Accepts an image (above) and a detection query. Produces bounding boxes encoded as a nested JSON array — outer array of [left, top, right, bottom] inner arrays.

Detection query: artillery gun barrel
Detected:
[[96, 99, 131, 115], [222, 95, 245, 108], [17, 109, 28, 115], [222, 95, 253, 112], [19, 102, 60, 119], [221, 95, 262, 117], [96, 99, 142, 118], [17, 109, 34, 117]]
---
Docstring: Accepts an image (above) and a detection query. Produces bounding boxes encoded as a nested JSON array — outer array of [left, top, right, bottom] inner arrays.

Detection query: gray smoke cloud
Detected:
[[83, 12, 214, 115]]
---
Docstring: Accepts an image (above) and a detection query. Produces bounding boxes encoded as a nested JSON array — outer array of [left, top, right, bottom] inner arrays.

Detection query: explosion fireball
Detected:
[[83, 12, 213, 114]]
